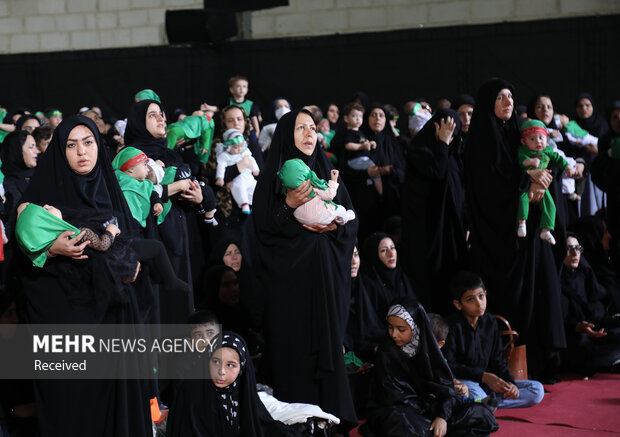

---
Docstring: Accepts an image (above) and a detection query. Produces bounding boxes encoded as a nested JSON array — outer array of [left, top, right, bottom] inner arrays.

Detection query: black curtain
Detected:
[[0, 14, 618, 120]]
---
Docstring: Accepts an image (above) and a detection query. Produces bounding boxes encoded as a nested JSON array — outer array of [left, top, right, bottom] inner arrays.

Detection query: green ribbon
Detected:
[[223, 135, 245, 147], [44, 110, 62, 118]]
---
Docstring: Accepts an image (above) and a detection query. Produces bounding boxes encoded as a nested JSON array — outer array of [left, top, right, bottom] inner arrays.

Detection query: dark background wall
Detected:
[[1, 14, 618, 122]]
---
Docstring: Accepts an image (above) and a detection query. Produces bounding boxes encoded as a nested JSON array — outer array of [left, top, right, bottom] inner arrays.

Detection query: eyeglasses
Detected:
[[567, 245, 583, 254]]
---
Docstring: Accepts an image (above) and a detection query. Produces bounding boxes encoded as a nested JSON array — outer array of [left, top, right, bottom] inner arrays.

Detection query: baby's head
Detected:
[[209, 332, 247, 389], [222, 128, 247, 155], [112, 147, 149, 181], [427, 313, 449, 349], [343, 102, 364, 131], [520, 119, 548, 152], [318, 118, 331, 134], [277, 158, 311, 192]]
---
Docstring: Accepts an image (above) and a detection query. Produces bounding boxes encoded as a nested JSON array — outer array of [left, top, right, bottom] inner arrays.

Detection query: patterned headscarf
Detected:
[[213, 332, 248, 430], [387, 304, 420, 357]]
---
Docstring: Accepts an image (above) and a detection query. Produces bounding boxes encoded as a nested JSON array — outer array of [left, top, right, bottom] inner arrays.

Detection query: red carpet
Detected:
[[351, 373, 620, 436], [496, 373, 620, 435]]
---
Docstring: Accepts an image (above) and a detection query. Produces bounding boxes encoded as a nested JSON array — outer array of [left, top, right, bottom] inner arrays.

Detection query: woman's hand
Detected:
[[574, 162, 585, 178], [576, 321, 606, 338], [434, 116, 456, 144], [180, 180, 203, 205], [429, 417, 447, 437], [285, 179, 312, 208], [236, 155, 254, 172], [48, 230, 89, 260], [528, 181, 547, 203], [302, 220, 338, 233], [527, 168, 552, 189]]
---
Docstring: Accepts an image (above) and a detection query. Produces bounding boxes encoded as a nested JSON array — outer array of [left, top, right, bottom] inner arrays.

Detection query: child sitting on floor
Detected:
[[361, 298, 499, 437], [215, 128, 260, 215], [443, 271, 544, 409], [518, 119, 575, 245], [278, 159, 355, 226]]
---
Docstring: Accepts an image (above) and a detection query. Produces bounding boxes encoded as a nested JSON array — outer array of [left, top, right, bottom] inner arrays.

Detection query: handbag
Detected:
[[494, 314, 528, 380]]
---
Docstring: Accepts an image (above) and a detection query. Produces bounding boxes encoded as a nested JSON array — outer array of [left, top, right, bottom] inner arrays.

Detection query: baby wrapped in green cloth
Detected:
[[278, 158, 355, 226]]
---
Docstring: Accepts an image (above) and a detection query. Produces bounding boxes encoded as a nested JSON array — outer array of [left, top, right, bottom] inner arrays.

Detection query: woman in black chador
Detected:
[[401, 109, 468, 314], [464, 78, 566, 380], [253, 109, 358, 428], [361, 298, 498, 437], [16, 115, 154, 436]]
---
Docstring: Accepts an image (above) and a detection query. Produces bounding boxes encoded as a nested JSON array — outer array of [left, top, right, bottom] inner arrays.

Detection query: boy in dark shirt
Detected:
[[444, 271, 544, 409]]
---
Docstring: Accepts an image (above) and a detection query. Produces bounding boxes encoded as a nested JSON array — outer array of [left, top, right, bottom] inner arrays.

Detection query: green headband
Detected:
[[45, 110, 62, 118], [224, 135, 245, 147]]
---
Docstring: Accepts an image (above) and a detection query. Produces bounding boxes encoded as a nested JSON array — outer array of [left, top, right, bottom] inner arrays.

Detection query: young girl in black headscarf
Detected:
[[362, 298, 498, 437], [253, 109, 358, 428], [167, 332, 296, 437], [15, 115, 154, 437]]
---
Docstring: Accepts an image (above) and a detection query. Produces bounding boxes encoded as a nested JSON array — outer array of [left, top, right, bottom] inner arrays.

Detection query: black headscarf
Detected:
[[14, 114, 40, 132], [401, 109, 468, 313], [19, 115, 138, 315], [21, 115, 134, 232], [1, 130, 35, 180], [574, 92, 609, 138], [451, 94, 475, 111], [253, 109, 357, 424], [167, 332, 288, 437], [124, 99, 184, 167], [360, 232, 416, 324]]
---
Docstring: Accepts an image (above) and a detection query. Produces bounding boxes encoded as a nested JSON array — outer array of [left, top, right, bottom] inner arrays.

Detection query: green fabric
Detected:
[[0, 109, 8, 144], [165, 115, 214, 163], [343, 351, 365, 368], [323, 130, 336, 148], [114, 170, 155, 228], [44, 110, 62, 118], [15, 203, 80, 267], [610, 137, 620, 160], [135, 89, 161, 103], [563, 120, 589, 139], [111, 146, 144, 171], [518, 145, 569, 171], [410, 102, 421, 116], [0, 157, 4, 185], [224, 135, 245, 147], [277, 159, 336, 208], [519, 190, 556, 230], [520, 119, 547, 132], [158, 166, 178, 222], [229, 98, 253, 118], [278, 158, 329, 195]]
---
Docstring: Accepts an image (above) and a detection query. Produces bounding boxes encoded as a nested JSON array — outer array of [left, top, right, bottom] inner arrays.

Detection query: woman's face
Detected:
[[218, 270, 240, 306], [21, 118, 40, 134], [351, 246, 360, 278], [224, 107, 246, 132], [378, 237, 397, 269], [576, 98, 593, 119], [293, 112, 317, 156], [327, 104, 339, 124], [209, 347, 241, 389], [22, 134, 39, 168], [610, 108, 620, 135], [494, 88, 514, 121], [222, 244, 242, 272], [145, 103, 166, 138], [66, 125, 98, 175], [274, 99, 290, 110], [368, 108, 386, 132], [534, 96, 554, 125]]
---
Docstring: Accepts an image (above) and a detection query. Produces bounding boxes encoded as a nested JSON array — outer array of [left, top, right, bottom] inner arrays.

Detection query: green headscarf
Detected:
[[15, 203, 81, 267], [135, 89, 161, 103], [277, 158, 334, 206]]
